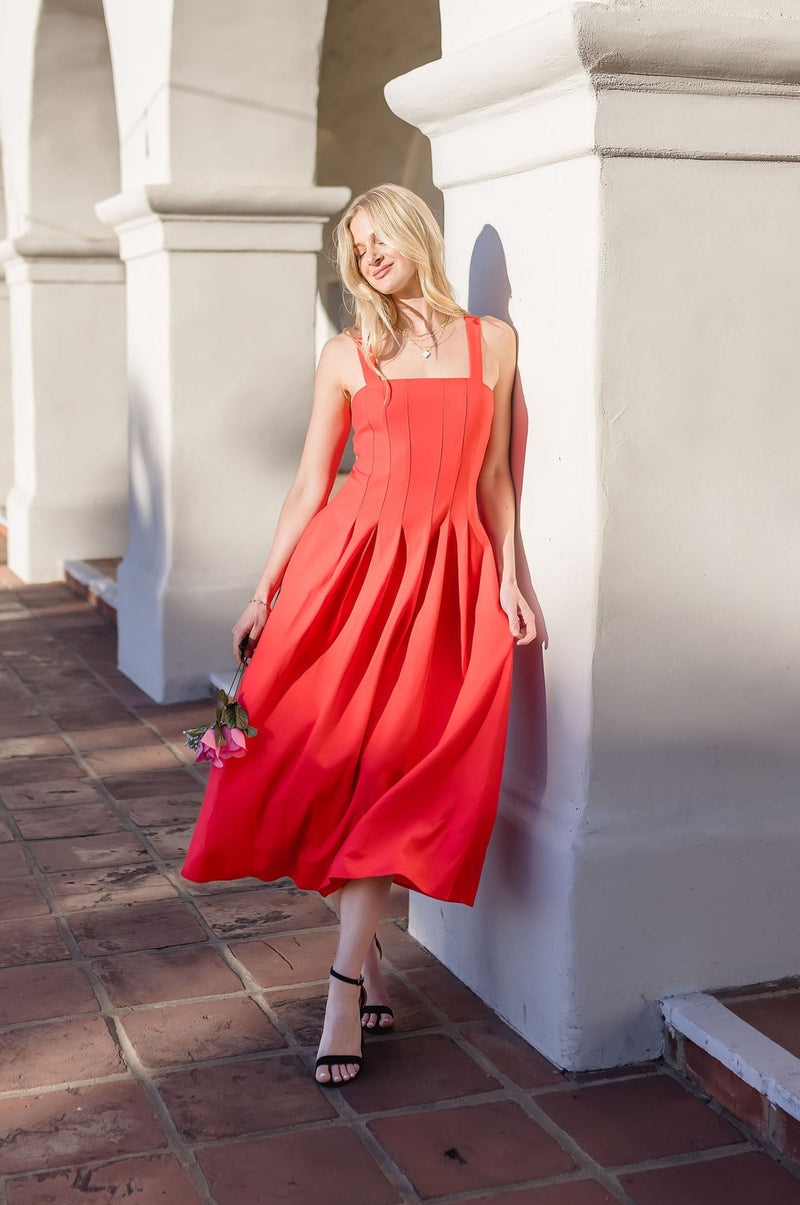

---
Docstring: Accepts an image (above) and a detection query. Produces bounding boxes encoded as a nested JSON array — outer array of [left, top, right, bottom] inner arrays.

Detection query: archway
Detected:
[[29, 0, 119, 241], [1, 0, 127, 581], [0, 147, 10, 511]]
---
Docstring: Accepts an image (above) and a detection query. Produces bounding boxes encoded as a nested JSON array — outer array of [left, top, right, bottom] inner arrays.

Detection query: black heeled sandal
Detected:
[[361, 934, 395, 1034], [315, 966, 366, 1087]]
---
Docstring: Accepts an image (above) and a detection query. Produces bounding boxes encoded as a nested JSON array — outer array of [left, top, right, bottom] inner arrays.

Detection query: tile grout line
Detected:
[[1, 1146, 204, 1201], [1, 578, 211, 782], [2, 588, 439, 1202], [379, 957, 785, 1194], [4, 583, 792, 1200], [0, 618, 232, 1202], [0, 801, 777, 1205], [372, 961, 640, 1205], [660, 1058, 800, 1183], [0, 795, 220, 1204], [408, 1171, 632, 1205], [0, 708, 675, 1205], [0, 611, 425, 1200]]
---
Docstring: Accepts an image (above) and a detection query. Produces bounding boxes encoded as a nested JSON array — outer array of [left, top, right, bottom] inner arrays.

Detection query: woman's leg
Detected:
[[325, 886, 393, 1031], [315, 874, 393, 1084]]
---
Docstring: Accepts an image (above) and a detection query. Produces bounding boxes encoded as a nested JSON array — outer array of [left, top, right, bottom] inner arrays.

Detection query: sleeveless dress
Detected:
[[181, 314, 514, 906]]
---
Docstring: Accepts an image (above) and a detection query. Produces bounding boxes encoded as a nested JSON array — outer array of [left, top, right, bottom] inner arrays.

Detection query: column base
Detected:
[[116, 556, 251, 704], [411, 807, 800, 1071], [7, 486, 127, 584]]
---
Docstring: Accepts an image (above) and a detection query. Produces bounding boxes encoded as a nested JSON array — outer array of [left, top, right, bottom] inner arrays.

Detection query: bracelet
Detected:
[[250, 598, 267, 607]]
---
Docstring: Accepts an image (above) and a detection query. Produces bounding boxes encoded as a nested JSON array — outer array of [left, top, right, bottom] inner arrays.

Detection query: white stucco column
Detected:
[[387, 3, 800, 1070], [0, 237, 127, 580], [0, 275, 11, 508], [0, 0, 126, 579], [95, 184, 348, 703]]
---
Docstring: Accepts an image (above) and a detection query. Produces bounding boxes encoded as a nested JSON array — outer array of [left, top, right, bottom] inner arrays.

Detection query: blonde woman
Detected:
[[182, 183, 536, 1087]]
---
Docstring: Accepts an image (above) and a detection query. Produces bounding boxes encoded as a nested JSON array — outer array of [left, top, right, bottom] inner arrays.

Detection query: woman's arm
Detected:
[[476, 317, 536, 646], [232, 335, 353, 661]]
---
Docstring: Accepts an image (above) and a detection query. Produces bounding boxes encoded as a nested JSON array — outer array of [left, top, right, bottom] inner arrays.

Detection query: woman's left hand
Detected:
[[499, 581, 537, 645]]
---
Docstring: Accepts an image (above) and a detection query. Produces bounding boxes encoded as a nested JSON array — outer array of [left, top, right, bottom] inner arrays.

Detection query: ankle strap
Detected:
[[330, 965, 364, 987]]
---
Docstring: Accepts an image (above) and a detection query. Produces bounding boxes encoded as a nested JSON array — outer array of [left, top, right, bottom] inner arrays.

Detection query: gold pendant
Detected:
[[421, 349, 431, 358]]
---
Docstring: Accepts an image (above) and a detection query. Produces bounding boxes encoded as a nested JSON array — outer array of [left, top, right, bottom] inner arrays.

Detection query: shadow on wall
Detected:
[[468, 226, 548, 890]]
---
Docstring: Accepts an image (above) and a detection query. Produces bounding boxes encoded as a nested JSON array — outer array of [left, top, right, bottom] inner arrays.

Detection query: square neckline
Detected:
[[348, 377, 493, 408], [351, 314, 489, 398]]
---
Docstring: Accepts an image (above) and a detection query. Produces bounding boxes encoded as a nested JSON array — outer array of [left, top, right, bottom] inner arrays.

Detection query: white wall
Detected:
[[410, 156, 604, 1065], [570, 154, 800, 1063], [389, 0, 800, 1068]]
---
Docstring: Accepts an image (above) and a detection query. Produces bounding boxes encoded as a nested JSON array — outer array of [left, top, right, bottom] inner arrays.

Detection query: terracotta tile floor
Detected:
[[2, 538, 800, 1204]]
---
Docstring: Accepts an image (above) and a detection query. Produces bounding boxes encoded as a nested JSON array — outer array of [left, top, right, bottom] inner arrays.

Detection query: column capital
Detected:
[[385, 3, 800, 186], [95, 183, 352, 260], [0, 234, 123, 283]]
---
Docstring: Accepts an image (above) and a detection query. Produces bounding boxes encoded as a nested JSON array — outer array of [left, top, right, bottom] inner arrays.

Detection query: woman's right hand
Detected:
[[232, 599, 269, 663]]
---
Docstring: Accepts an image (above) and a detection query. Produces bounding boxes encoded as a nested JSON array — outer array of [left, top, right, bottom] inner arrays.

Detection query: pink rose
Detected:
[[194, 727, 224, 768], [219, 725, 248, 759]]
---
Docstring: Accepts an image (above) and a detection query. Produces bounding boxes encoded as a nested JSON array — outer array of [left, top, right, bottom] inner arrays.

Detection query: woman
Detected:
[[182, 183, 536, 1087]]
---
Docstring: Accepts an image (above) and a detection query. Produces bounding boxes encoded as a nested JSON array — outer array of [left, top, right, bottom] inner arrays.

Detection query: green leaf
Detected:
[[184, 721, 213, 751]]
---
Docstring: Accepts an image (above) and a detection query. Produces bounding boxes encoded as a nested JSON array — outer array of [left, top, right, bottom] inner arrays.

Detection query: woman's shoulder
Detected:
[[476, 315, 517, 363], [476, 314, 514, 342], [322, 326, 360, 349], [338, 325, 360, 341], [318, 328, 362, 365]]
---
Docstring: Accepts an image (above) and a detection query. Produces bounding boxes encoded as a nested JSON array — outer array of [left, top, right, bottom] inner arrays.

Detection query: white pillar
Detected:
[[0, 0, 126, 580], [0, 276, 11, 507], [98, 0, 349, 701], [0, 237, 127, 581], [95, 185, 348, 703], [387, 3, 800, 1070]]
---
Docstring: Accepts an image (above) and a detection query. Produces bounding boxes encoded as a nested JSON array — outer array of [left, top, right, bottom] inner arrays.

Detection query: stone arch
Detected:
[[103, 0, 331, 192], [0, 145, 10, 508], [28, 0, 119, 242], [0, 0, 127, 581]]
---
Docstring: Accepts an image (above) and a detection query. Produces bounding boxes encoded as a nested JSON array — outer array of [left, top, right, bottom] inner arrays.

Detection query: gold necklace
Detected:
[[398, 313, 454, 358]]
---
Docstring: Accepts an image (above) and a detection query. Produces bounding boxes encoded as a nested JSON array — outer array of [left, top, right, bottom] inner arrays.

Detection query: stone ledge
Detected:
[[62, 558, 119, 622], [661, 989, 800, 1172]]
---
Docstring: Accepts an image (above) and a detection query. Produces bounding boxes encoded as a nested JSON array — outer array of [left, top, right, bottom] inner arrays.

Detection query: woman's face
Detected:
[[349, 208, 419, 298]]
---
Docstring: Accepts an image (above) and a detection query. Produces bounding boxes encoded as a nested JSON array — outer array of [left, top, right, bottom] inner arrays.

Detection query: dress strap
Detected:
[[351, 332, 381, 389], [465, 314, 484, 385]]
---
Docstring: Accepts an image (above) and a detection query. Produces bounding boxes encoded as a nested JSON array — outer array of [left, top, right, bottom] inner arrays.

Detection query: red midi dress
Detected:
[[181, 313, 515, 906]]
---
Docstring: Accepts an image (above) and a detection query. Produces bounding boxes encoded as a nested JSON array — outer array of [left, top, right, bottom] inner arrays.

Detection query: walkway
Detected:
[[2, 535, 800, 1204]]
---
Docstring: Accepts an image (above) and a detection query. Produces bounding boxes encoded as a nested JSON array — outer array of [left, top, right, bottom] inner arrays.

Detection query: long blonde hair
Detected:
[[333, 183, 465, 368]]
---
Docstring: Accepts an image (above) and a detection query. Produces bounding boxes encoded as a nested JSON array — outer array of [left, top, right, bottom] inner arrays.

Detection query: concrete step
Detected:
[[661, 980, 800, 1176], [62, 556, 121, 620]]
